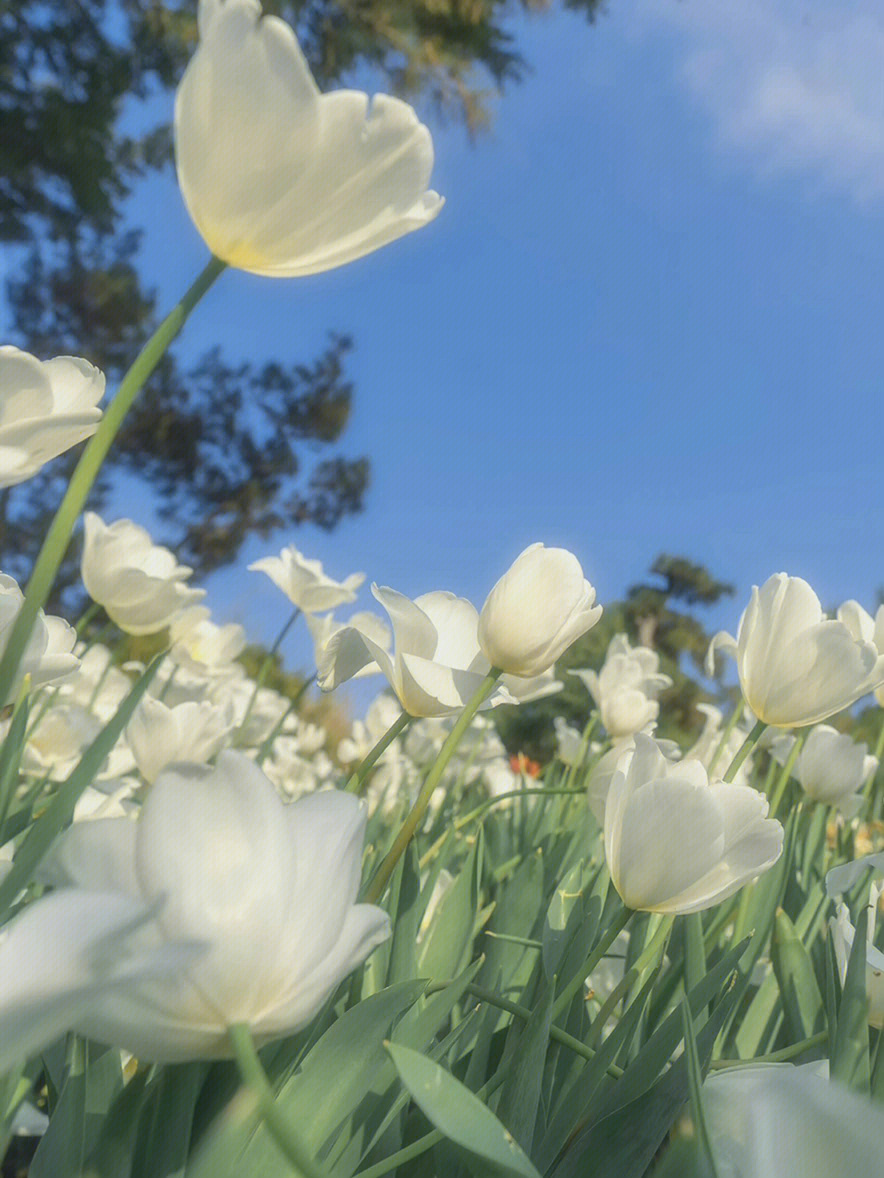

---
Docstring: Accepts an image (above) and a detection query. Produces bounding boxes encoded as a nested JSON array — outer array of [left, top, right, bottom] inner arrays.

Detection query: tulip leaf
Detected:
[[831, 892, 871, 1093], [417, 830, 483, 983], [0, 692, 29, 831], [387, 1041, 543, 1178], [680, 1002, 720, 1178], [131, 1063, 209, 1178], [29, 1038, 87, 1178], [495, 977, 554, 1154], [384, 844, 421, 987], [771, 908, 824, 1043], [0, 655, 163, 919]]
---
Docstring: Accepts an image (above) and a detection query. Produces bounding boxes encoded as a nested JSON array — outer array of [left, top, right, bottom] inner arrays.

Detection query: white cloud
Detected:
[[637, 0, 884, 203]]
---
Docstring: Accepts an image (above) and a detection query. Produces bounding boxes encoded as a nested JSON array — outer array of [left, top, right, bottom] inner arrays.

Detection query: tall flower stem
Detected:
[[0, 256, 226, 705], [237, 606, 301, 740], [228, 1022, 328, 1178], [345, 710, 411, 794], [769, 731, 806, 819], [364, 669, 501, 903], [707, 698, 745, 775], [722, 718, 766, 783]]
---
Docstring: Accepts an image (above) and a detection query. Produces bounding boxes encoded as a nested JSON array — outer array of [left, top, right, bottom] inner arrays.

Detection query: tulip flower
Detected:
[[604, 734, 783, 914], [249, 545, 364, 614], [477, 544, 602, 678], [126, 695, 232, 783], [0, 346, 104, 488], [0, 889, 200, 1074], [318, 585, 516, 718], [80, 513, 206, 635], [43, 751, 389, 1060], [838, 600, 884, 706], [572, 634, 671, 739], [0, 574, 78, 704], [772, 724, 877, 812], [706, 574, 884, 728], [701, 1064, 884, 1178], [174, 0, 442, 277]]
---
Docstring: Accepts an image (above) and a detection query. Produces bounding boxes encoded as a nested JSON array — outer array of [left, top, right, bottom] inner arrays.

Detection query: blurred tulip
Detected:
[[175, 0, 442, 276], [478, 544, 602, 678], [707, 574, 884, 727], [0, 346, 103, 488], [44, 751, 389, 1060], [0, 574, 78, 704], [126, 695, 232, 783], [572, 634, 671, 739]]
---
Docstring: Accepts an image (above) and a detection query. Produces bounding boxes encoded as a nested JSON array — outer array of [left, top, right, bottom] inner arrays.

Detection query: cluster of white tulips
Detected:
[[1, 2, 883, 1175]]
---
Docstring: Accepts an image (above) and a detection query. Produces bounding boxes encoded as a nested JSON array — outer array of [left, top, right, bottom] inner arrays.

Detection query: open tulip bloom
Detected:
[[40, 751, 390, 1061], [174, 0, 443, 276]]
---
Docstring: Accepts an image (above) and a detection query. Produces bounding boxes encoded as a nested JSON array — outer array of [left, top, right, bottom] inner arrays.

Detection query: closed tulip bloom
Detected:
[[789, 724, 877, 811], [0, 346, 104, 488], [43, 751, 390, 1061], [838, 600, 884, 706], [318, 586, 516, 717], [707, 574, 884, 728], [478, 544, 602, 678], [604, 734, 783, 914], [81, 513, 206, 635], [249, 545, 364, 614], [175, 0, 442, 277], [0, 574, 78, 704]]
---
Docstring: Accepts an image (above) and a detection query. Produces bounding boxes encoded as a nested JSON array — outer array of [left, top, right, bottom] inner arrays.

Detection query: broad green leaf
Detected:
[[29, 1037, 86, 1178], [771, 908, 824, 1043], [418, 832, 482, 983], [831, 892, 871, 1093], [387, 1042, 542, 1178], [0, 693, 29, 831], [385, 844, 421, 987], [495, 979, 553, 1154], [680, 1002, 720, 1178], [132, 1063, 209, 1178]]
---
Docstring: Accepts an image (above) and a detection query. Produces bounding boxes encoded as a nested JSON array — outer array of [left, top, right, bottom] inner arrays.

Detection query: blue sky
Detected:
[[63, 1, 884, 702]]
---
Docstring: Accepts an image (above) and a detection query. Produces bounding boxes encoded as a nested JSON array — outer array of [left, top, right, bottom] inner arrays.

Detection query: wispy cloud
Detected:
[[637, 0, 884, 203]]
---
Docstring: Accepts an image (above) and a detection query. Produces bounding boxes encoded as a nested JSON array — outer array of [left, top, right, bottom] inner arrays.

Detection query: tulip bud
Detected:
[[477, 544, 602, 677]]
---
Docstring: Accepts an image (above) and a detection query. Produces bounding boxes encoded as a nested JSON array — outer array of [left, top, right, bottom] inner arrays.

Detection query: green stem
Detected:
[[253, 675, 316, 767], [708, 1029, 828, 1069], [563, 712, 599, 787], [345, 710, 411, 794], [722, 719, 766, 783], [364, 669, 501, 903], [0, 255, 226, 707], [769, 730, 806, 819], [237, 607, 301, 739], [228, 1022, 328, 1178], [423, 980, 623, 1075], [587, 913, 673, 1048], [552, 901, 633, 1019], [73, 601, 101, 638], [707, 698, 744, 775]]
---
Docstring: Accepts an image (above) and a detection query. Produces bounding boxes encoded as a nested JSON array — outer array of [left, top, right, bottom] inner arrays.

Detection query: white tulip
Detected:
[[703, 1063, 884, 1178], [43, 751, 390, 1061], [81, 514, 205, 635], [249, 545, 364, 614], [604, 734, 783, 914], [318, 585, 515, 718], [478, 544, 602, 678], [174, 0, 442, 277], [787, 724, 877, 811], [587, 734, 680, 825], [0, 574, 78, 704], [838, 600, 884, 706], [126, 695, 232, 783], [0, 889, 200, 1074], [707, 574, 884, 728], [572, 635, 671, 739], [57, 643, 132, 722], [0, 346, 104, 487], [20, 703, 133, 782], [305, 609, 391, 679], [169, 607, 246, 674], [684, 703, 755, 785]]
